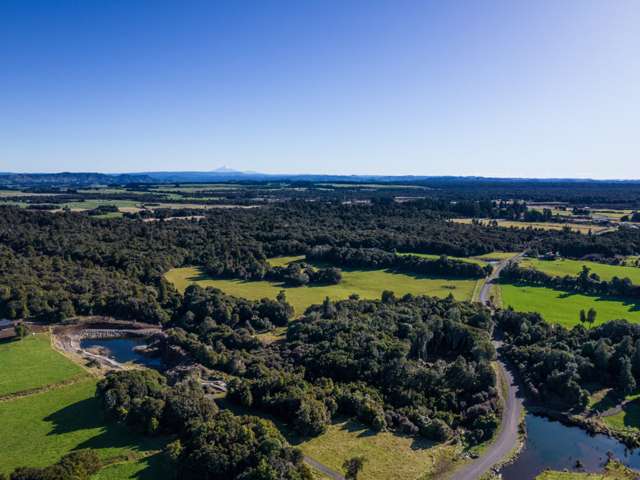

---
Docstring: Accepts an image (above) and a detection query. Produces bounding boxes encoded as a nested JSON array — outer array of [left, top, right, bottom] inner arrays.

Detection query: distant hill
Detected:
[[0, 172, 153, 187], [2, 170, 640, 188]]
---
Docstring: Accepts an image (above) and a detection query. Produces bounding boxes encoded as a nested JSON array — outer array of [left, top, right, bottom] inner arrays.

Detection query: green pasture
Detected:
[[165, 264, 479, 315], [0, 379, 165, 475], [296, 418, 459, 480], [0, 335, 86, 396], [520, 258, 640, 283], [94, 454, 172, 480], [602, 399, 640, 432], [499, 284, 640, 328]]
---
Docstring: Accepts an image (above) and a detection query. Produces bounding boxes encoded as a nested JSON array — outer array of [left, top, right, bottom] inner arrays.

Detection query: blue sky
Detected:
[[1, 0, 639, 178]]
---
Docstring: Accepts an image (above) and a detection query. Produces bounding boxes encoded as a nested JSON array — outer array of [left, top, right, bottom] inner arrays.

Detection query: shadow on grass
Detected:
[[501, 280, 640, 314], [218, 398, 437, 453], [44, 396, 167, 454], [590, 389, 621, 412]]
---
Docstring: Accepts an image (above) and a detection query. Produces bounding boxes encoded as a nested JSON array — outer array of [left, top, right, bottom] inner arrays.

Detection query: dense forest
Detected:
[[2, 201, 640, 324], [497, 311, 640, 410], [166, 290, 499, 444], [97, 370, 312, 480]]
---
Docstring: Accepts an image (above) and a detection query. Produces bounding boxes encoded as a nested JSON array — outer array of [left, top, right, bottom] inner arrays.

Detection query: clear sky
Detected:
[[1, 0, 639, 178]]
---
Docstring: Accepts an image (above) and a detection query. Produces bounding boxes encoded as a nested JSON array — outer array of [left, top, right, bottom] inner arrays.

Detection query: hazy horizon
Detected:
[[2, 1, 639, 178]]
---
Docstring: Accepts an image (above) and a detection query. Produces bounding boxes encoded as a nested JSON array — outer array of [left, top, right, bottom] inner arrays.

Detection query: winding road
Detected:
[[451, 254, 524, 480]]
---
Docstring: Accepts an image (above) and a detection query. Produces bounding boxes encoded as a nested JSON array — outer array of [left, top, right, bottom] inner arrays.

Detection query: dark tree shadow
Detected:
[[44, 396, 167, 453]]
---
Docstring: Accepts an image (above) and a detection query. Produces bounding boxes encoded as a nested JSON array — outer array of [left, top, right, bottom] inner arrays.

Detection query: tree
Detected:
[[15, 323, 29, 340], [587, 308, 597, 328], [343, 456, 366, 480], [618, 356, 636, 396], [579, 309, 586, 326]]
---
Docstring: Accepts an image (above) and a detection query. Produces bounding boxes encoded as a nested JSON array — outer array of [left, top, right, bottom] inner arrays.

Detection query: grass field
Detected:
[[0, 335, 87, 397], [0, 379, 166, 475], [94, 453, 172, 480], [500, 284, 640, 328], [294, 418, 460, 480], [165, 265, 479, 315], [520, 258, 640, 283]]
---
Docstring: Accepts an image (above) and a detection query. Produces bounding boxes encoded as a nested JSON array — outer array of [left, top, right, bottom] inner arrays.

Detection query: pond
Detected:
[[80, 337, 162, 368], [500, 413, 640, 479]]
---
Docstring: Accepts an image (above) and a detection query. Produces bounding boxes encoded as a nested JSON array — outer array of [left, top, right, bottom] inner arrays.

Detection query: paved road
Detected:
[[304, 455, 345, 480], [451, 254, 524, 480]]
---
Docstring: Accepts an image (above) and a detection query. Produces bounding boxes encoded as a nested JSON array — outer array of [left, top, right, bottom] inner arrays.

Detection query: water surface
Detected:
[[501, 414, 640, 479], [80, 337, 161, 368]]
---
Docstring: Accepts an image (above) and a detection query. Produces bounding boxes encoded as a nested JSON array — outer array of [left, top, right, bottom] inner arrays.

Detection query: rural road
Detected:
[[304, 455, 345, 480], [451, 254, 524, 480]]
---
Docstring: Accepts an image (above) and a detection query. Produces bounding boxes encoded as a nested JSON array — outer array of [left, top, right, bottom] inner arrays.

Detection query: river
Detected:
[[500, 413, 640, 479]]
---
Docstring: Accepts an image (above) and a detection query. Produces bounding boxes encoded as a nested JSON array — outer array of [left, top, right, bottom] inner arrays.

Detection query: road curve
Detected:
[[451, 254, 524, 480]]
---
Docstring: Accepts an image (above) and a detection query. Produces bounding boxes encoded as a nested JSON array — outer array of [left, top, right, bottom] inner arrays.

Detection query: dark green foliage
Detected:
[[226, 295, 499, 444], [497, 310, 640, 409], [8, 450, 101, 480], [308, 246, 492, 278], [501, 264, 640, 300], [343, 456, 366, 480], [96, 370, 312, 480]]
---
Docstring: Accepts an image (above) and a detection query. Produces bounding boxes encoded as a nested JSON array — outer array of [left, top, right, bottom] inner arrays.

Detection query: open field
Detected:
[[452, 218, 612, 234], [0, 335, 87, 397], [295, 418, 460, 480], [499, 284, 640, 328], [94, 453, 172, 480], [0, 379, 166, 475], [520, 258, 640, 283], [166, 265, 480, 315]]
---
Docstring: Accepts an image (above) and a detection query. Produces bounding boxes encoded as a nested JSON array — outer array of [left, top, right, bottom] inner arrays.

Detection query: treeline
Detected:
[[96, 370, 312, 480], [1, 451, 101, 480], [168, 291, 499, 445], [266, 262, 342, 286], [497, 311, 640, 410], [2, 202, 638, 324], [500, 264, 640, 300], [307, 246, 492, 278]]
